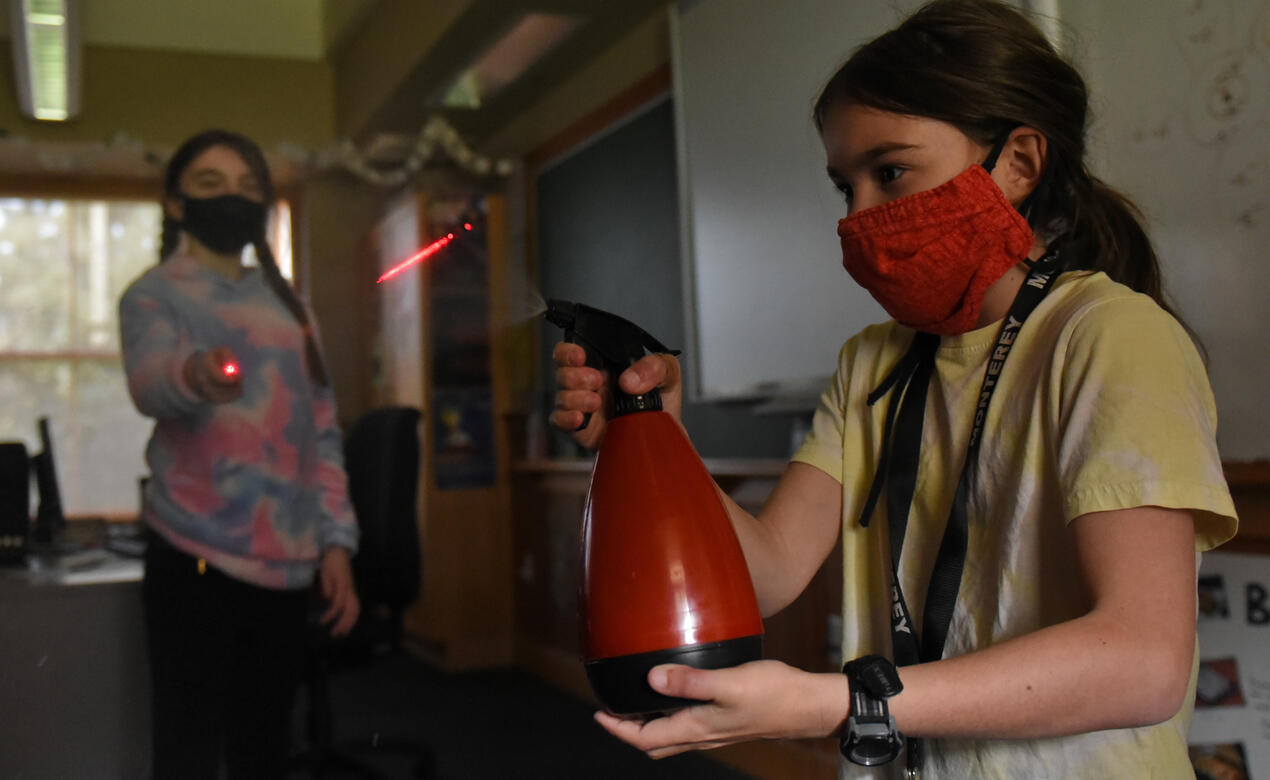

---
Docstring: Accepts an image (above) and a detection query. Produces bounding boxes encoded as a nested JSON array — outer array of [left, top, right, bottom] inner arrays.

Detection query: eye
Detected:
[[877, 165, 905, 185], [831, 178, 853, 206], [190, 171, 227, 191], [240, 178, 264, 199]]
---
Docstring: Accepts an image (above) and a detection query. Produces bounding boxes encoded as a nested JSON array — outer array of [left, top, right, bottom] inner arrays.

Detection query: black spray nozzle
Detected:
[[545, 299, 681, 420]]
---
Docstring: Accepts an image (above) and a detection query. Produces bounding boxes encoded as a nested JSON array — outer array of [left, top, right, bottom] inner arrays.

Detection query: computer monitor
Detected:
[[31, 416, 66, 545]]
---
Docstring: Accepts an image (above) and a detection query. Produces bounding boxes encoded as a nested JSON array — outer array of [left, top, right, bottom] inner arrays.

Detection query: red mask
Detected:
[[838, 164, 1034, 335]]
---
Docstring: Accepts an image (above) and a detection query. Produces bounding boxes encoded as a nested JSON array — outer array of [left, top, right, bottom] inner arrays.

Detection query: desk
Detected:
[[0, 551, 150, 780]]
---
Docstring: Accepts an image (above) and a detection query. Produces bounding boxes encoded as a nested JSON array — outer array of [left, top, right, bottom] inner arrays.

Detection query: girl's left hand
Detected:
[[319, 547, 360, 636], [594, 660, 848, 759]]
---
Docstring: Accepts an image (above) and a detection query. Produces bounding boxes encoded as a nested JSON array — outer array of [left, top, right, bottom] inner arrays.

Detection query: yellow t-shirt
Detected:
[[793, 271, 1237, 780]]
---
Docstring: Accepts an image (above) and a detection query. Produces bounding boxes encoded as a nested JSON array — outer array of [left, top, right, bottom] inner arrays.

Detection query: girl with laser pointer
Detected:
[[119, 130, 360, 779], [550, 2, 1236, 776]]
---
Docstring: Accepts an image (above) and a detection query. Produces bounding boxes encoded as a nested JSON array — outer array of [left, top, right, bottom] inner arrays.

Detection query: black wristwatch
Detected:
[[840, 654, 904, 766]]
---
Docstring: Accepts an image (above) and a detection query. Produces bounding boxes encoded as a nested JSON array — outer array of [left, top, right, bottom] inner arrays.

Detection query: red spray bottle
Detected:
[[546, 300, 764, 715]]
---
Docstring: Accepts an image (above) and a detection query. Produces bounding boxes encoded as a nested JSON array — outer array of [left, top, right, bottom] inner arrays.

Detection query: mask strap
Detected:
[[982, 125, 1047, 220], [1022, 244, 1063, 271], [979, 128, 1015, 173]]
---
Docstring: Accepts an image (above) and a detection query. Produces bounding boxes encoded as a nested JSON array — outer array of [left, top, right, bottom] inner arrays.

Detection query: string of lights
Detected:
[[313, 116, 516, 187], [0, 115, 515, 185]]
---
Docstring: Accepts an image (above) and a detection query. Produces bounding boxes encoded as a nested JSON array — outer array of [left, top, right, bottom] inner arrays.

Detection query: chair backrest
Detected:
[[343, 406, 422, 609]]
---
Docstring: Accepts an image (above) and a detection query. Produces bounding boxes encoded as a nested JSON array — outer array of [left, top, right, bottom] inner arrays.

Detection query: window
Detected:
[[0, 195, 293, 516]]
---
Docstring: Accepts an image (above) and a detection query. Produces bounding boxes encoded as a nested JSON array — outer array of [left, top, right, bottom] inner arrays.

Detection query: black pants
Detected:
[[142, 535, 308, 780]]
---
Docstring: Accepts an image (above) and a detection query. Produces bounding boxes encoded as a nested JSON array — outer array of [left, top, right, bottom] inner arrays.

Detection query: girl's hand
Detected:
[[593, 660, 849, 759], [319, 546, 360, 637], [183, 346, 243, 403], [549, 342, 684, 451]]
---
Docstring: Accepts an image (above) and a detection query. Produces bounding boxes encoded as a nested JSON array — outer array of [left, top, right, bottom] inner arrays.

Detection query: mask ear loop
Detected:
[[979, 127, 1016, 174], [981, 126, 1054, 269]]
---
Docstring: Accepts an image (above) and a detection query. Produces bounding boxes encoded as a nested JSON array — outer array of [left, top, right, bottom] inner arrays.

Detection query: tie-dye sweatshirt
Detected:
[[119, 251, 358, 590]]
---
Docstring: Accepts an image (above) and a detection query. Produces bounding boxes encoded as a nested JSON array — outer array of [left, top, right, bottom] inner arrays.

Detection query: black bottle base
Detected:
[[585, 635, 763, 716]]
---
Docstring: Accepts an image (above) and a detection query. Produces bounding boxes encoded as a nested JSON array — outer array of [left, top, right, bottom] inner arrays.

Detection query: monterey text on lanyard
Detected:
[[860, 250, 1063, 778], [891, 248, 1062, 668]]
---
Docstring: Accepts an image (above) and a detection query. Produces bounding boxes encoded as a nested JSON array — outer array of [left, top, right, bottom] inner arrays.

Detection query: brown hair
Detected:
[[814, 0, 1182, 324], [161, 130, 330, 387]]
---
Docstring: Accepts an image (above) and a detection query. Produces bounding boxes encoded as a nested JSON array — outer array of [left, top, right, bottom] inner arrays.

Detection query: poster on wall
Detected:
[[425, 197, 496, 491], [432, 386, 495, 490], [1191, 551, 1270, 779]]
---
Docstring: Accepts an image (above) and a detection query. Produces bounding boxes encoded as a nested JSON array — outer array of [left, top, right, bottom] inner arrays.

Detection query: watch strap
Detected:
[[840, 655, 905, 767], [844, 654, 904, 699]]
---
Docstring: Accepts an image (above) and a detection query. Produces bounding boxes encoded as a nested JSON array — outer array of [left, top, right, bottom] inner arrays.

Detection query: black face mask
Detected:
[[180, 194, 266, 256]]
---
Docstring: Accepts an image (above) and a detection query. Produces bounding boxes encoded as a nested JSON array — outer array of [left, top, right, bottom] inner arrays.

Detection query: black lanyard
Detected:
[[856, 250, 1063, 775]]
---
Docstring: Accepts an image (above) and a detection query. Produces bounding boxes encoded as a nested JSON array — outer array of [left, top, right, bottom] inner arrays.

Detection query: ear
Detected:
[[163, 195, 183, 223], [991, 126, 1047, 208]]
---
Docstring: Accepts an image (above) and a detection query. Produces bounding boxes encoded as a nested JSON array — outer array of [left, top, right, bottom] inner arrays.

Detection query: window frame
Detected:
[[0, 175, 300, 519]]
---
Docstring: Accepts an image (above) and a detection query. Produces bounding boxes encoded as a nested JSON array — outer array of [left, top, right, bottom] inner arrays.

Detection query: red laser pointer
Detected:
[[222, 362, 240, 378], [375, 222, 477, 284]]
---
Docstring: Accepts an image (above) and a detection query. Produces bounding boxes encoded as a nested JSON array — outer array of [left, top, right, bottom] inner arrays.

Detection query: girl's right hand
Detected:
[[549, 341, 685, 451], [183, 346, 243, 404]]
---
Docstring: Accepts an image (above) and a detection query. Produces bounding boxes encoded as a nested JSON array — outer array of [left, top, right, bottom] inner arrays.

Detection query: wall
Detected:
[[484, 5, 680, 422], [1061, 0, 1270, 461], [0, 42, 336, 151], [535, 98, 796, 459], [295, 173, 395, 427], [330, 0, 473, 138], [482, 8, 673, 159], [671, 0, 915, 402]]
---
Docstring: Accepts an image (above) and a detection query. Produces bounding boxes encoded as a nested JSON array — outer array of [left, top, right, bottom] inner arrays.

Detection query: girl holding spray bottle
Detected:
[[550, 1, 1237, 777]]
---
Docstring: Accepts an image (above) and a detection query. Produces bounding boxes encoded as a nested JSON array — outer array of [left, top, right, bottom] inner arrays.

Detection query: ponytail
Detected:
[[254, 237, 331, 388], [1061, 172, 1162, 301], [159, 214, 181, 262], [1050, 163, 1203, 353]]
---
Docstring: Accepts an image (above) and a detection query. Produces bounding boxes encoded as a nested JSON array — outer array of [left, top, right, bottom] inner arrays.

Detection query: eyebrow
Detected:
[[188, 168, 261, 187], [828, 141, 922, 178]]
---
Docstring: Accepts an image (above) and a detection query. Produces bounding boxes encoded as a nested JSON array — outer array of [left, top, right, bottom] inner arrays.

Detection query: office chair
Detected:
[[293, 406, 435, 779]]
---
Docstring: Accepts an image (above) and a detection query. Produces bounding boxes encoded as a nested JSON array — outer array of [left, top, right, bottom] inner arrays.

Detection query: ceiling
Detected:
[[0, 0, 668, 180], [333, 0, 668, 145], [0, 0, 378, 61]]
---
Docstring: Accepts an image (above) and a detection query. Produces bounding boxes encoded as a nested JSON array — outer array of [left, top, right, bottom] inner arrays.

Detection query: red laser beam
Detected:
[[377, 234, 453, 284], [222, 362, 240, 378], [375, 221, 477, 284]]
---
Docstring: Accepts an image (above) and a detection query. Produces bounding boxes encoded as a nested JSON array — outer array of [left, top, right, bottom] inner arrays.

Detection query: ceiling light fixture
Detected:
[[441, 12, 582, 109], [9, 0, 81, 121]]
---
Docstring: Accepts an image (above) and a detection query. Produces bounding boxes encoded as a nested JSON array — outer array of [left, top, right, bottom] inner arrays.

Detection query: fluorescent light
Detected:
[[9, 0, 81, 122], [442, 12, 582, 109]]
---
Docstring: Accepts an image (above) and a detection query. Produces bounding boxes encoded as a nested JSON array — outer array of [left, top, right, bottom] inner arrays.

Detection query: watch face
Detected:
[[848, 737, 902, 766], [843, 720, 903, 766]]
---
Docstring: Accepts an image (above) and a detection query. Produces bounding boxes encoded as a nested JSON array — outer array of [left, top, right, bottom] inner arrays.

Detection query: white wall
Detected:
[[1064, 0, 1269, 460]]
